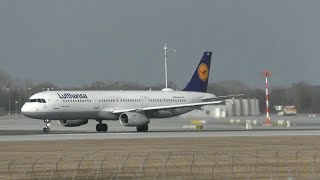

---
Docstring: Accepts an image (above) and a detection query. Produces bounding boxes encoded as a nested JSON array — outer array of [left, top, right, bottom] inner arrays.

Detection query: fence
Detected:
[[1, 148, 320, 179]]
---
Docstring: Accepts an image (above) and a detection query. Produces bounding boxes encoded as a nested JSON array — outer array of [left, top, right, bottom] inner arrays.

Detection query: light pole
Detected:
[[7, 88, 10, 115], [17, 89, 21, 115], [15, 100, 18, 115], [163, 43, 176, 89], [28, 87, 32, 97]]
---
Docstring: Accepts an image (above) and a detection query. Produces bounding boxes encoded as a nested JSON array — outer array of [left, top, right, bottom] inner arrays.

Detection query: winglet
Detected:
[[183, 52, 212, 92]]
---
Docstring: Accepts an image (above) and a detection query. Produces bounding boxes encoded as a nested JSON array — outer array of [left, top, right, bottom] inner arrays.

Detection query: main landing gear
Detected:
[[43, 119, 51, 133], [136, 124, 148, 132], [96, 120, 108, 132]]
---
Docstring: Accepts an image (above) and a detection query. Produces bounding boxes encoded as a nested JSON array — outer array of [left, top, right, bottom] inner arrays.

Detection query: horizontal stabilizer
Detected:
[[202, 94, 244, 101]]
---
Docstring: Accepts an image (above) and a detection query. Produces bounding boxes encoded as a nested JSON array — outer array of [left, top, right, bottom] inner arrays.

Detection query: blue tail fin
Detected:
[[183, 52, 212, 92]]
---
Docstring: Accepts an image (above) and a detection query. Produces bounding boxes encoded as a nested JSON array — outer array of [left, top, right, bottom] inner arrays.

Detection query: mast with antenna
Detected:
[[163, 43, 176, 90]]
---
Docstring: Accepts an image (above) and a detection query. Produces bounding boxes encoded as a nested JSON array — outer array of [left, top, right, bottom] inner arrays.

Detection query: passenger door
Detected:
[[52, 95, 59, 109]]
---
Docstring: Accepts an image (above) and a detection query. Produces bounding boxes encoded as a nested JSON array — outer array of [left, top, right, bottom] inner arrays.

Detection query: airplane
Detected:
[[21, 51, 230, 133]]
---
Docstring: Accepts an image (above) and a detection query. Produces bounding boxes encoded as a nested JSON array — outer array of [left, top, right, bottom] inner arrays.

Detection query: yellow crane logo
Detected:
[[198, 63, 209, 81]]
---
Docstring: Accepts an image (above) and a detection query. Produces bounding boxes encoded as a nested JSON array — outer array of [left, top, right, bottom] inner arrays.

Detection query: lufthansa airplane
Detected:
[[22, 52, 229, 133]]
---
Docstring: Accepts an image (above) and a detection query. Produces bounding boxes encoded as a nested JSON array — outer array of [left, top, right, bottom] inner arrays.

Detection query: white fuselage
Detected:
[[21, 90, 215, 121]]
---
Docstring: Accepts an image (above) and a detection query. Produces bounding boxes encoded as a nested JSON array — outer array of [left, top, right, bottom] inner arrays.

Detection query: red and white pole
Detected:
[[263, 71, 271, 125]]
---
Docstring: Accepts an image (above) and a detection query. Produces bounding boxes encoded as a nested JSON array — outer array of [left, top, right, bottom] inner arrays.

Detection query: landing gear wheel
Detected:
[[143, 124, 148, 132], [137, 124, 148, 132], [101, 124, 108, 132], [96, 124, 101, 132], [43, 119, 51, 134], [96, 123, 108, 132], [43, 127, 50, 133]]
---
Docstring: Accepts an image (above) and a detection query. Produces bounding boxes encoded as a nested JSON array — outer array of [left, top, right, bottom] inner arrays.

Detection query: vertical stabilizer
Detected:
[[182, 52, 212, 92]]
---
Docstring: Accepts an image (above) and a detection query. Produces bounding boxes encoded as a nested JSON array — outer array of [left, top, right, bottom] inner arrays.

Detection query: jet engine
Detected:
[[58, 119, 88, 127], [119, 112, 150, 127]]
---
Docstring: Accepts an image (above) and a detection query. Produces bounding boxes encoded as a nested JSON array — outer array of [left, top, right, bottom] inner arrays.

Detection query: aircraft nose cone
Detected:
[[21, 103, 32, 117], [21, 104, 27, 114]]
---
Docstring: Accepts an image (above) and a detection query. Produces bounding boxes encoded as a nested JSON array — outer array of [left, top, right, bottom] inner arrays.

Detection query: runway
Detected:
[[1, 129, 320, 142], [0, 115, 320, 141]]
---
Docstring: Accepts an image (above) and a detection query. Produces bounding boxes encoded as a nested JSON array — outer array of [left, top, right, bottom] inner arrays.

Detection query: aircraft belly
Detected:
[[43, 111, 98, 120]]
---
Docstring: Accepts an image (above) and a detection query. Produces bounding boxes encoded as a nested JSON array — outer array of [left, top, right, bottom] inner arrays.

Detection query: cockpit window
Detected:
[[29, 99, 37, 102], [29, 99, 46, 103]]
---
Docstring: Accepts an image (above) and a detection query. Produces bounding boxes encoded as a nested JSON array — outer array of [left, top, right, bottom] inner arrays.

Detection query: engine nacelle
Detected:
[[58, 119, 88, 127], [119, 112, 150, 127]]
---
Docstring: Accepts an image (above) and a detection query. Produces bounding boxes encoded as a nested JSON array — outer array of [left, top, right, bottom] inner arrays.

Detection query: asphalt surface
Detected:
[[0, 115, 320, 141]]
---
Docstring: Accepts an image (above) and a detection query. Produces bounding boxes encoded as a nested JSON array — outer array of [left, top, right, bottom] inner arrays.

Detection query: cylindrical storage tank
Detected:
[[225, 101, 233, 117], [214, 107, 221, 118], [221, 108, 226, 118], [241, 99, 249, 116], [249, 99, 256, 116], [233, 99, 242, 116], [254, 99, 260, 116]]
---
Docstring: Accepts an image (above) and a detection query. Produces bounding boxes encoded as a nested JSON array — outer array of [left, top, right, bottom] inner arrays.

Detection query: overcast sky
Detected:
[[1, 0, 320, 89]]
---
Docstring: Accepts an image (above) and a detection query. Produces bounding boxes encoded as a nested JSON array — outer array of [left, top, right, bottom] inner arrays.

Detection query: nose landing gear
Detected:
[[43, 119, 51, 133]]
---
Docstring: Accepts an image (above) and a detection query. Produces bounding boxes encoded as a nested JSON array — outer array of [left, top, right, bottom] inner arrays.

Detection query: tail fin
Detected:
[[183, 52, 212, 92]]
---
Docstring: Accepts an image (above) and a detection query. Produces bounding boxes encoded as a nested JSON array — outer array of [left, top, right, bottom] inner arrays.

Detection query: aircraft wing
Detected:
[[111, 100, 224, 114]]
